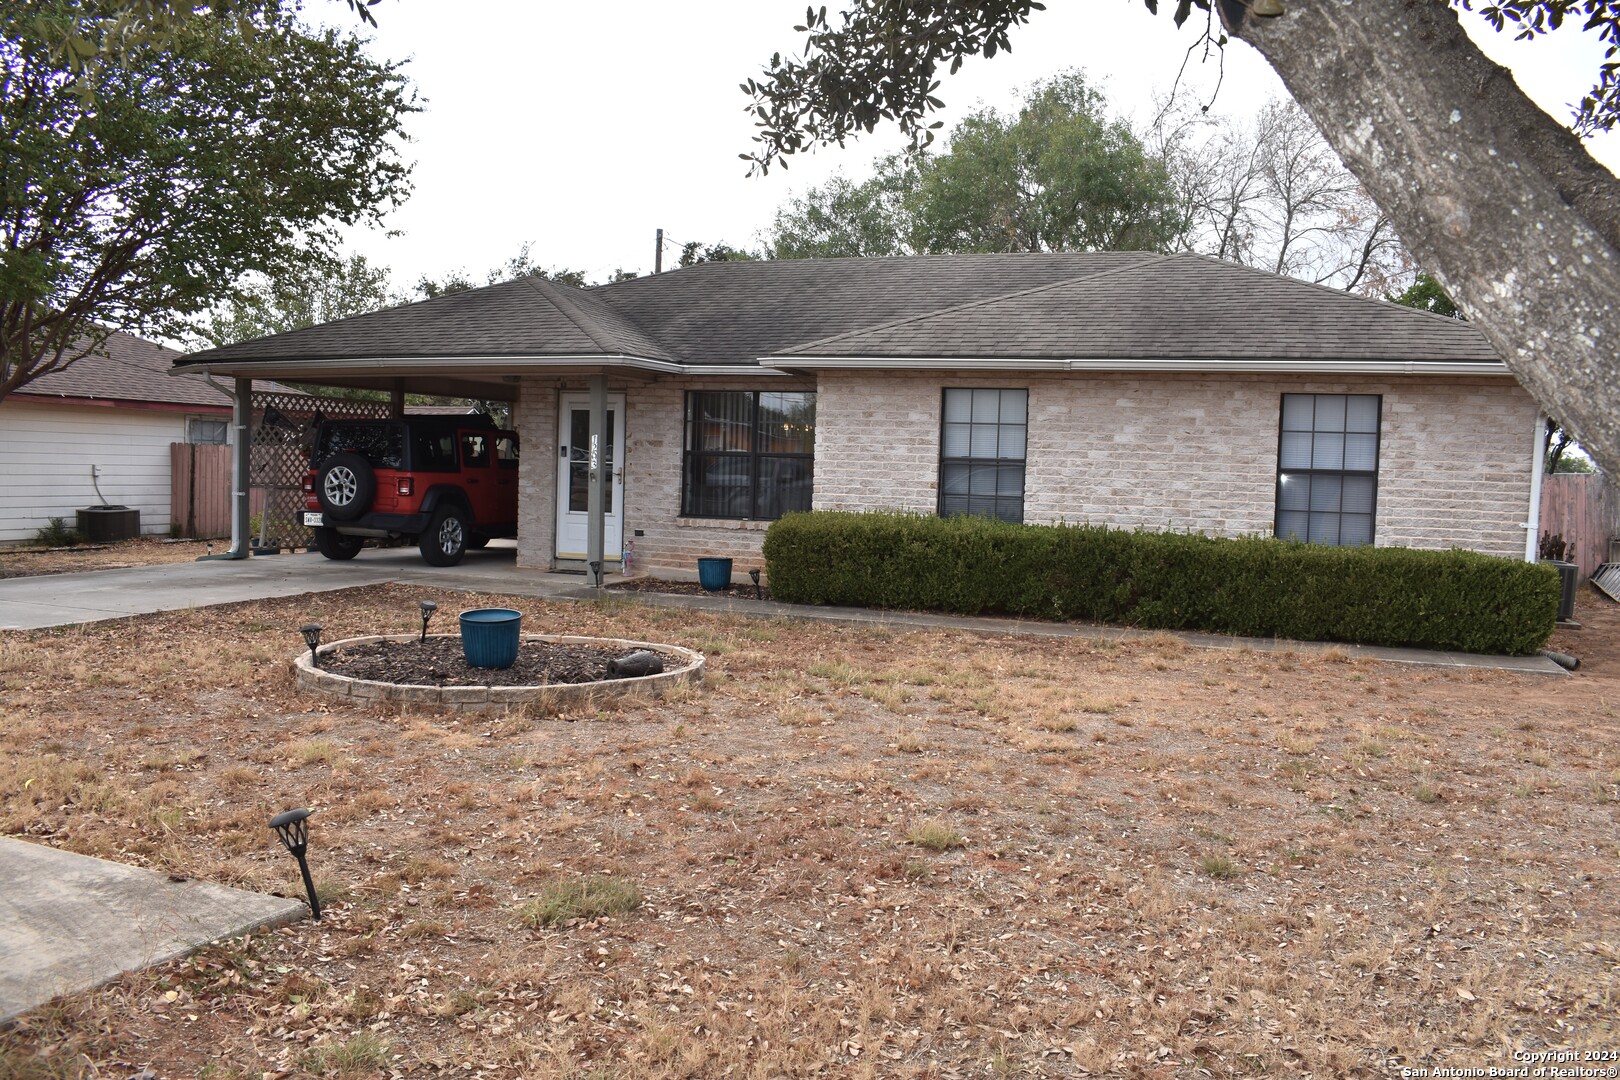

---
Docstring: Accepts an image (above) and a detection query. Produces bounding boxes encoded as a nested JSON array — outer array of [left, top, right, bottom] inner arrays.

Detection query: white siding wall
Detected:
[[0, 400, 204, 545]]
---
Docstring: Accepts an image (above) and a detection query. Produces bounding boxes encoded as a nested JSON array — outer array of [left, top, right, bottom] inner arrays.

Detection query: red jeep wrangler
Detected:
[[302, 416, 519, 566]]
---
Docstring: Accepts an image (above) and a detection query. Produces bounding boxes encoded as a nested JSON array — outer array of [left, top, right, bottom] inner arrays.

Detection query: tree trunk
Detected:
[[1235, 0, 1620, 478]]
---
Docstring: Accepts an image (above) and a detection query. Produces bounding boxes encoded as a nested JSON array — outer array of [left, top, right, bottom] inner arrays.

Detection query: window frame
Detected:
[[186, 416, 229, 445], [681, 390, 816, 521], [1273, 392, 1382, 547], [937, 387, 1028, 524]]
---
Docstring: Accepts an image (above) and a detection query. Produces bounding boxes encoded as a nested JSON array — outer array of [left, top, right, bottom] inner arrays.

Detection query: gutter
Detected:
[[176, 353, 693, 378], [1524, 412, 1547, 562]]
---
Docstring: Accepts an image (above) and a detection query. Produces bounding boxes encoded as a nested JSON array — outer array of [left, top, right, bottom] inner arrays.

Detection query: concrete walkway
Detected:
[[0, 838, 304, 1023], [0, 544, 1564, 674]]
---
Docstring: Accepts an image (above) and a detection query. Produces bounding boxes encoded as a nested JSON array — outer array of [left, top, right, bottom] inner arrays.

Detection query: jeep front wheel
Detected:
[[315, 452, 375, 522], [312, 527, 364, 561], [419, 505, 469, 566]]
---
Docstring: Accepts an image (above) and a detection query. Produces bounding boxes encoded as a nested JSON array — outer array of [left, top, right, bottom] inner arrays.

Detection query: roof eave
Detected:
[[174, 353, 691, 378], [760, 356, 1512, 376]]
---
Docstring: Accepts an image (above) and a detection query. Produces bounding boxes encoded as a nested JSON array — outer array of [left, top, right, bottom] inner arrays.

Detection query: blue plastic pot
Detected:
[[697, 557, 734, 592], [459, 607, 523, 669]]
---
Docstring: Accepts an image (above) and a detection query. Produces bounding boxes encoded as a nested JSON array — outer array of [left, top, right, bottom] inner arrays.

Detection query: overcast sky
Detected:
[[328, 2, 1620, 293]]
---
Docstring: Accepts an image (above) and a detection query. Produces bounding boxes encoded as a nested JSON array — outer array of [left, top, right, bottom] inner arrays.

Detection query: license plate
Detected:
[[302, 512, 325, 527]]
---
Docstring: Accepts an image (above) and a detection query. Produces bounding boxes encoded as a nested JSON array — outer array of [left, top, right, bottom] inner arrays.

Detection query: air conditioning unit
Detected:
[[76, 506, 140, 542]]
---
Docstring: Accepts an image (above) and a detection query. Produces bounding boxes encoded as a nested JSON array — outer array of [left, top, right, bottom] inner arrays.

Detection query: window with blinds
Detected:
[[682, 391, 815, 519], [1275, 393, 1380, 546], [939, 388, 1027, 524]]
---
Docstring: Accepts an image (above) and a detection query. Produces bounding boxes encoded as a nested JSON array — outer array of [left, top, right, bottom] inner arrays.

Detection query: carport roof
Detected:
[[177, 252, 1505, 379]]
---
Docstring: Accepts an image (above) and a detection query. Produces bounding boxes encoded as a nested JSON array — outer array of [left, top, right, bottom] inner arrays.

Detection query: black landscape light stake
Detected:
[[749, 567, 762, 600], [588, 559, 602, 588], [300, 623, 323, 668], [269, 808, 322, 921], [418, 600, 437, 643]]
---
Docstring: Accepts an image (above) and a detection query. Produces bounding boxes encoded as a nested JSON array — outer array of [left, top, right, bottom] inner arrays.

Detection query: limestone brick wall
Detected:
[[514, 379, 557, 569], [813, 371, 1538, 558], [1376, 380, 1540, 555]]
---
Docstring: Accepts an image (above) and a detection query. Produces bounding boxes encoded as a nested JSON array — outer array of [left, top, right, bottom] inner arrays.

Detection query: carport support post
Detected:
[[586, 374, 608, 586], [389, 379, 405, 420], [227, 377, 252, 560]]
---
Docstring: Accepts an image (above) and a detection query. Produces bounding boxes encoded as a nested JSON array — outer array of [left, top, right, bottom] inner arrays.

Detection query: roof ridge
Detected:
[[772, 252, 1169, 356], [520, 275, 676, 359], [516, 277, 619, 355]]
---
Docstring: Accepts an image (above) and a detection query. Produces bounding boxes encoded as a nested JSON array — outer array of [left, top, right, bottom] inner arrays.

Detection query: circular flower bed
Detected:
[[294, 633, 704, 714]]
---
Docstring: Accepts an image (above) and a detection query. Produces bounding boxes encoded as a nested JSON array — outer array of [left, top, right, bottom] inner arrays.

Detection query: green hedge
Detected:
[[762, 511, 1560, 655]]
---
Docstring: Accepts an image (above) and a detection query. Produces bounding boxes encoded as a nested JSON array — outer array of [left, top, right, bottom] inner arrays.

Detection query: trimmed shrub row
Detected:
[[762, 511, 1560, 655]]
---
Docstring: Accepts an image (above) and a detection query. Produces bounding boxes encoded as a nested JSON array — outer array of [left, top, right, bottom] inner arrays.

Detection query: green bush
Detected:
[[34, 516, 81, 547], [762, 511, 1560, 655]]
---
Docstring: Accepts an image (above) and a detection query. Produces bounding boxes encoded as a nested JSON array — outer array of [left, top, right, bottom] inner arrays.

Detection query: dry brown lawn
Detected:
[[0, 537, 217, 578], [1, 584, 1617, 1079]]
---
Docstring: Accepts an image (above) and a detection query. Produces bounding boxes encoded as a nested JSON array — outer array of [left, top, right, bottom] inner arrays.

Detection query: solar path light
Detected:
[[749, 567, 762, 600], [269, 808, 322, 921], [299, 624, 322, 668], [419, 600, 437, 643]]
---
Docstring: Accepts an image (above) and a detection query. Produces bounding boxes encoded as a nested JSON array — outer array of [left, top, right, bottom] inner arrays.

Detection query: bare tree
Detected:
[[1156, 99, 1413, 295]]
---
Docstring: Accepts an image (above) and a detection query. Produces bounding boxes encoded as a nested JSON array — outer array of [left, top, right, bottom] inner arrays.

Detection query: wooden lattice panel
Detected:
[[250, 391, 390, 549]]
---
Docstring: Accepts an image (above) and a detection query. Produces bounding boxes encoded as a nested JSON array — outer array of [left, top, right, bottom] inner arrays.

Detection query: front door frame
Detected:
[[555, 385, 626, 573]]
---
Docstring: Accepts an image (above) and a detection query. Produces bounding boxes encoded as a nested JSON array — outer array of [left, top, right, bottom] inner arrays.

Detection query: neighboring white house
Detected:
[[0, 331, 235, 545]]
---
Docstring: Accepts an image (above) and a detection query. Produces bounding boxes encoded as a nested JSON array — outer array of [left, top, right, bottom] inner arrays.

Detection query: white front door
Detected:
[[555, 393, 626, 561]]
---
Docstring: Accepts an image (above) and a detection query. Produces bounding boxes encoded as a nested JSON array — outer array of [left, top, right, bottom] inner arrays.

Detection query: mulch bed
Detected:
[[608, 576, 770, 601], [320, 637, 635, 686]]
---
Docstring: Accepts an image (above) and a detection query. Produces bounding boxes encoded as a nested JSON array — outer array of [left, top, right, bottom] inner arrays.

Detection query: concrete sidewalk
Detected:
[[0, 838, 305, 1023]]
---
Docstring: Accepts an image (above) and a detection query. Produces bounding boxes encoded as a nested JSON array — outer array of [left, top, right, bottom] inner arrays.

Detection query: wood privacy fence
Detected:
[[171, 443, 232, 539], [1540, 472, 1619, 580], [170, 443, 266, 540]]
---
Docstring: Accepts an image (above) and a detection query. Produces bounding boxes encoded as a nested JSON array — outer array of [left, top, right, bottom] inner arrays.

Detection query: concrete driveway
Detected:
[[0, 542, 588, 631]]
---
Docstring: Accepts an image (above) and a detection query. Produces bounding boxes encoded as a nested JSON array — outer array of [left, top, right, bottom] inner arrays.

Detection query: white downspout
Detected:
[[1524, 411, 1546, 562]]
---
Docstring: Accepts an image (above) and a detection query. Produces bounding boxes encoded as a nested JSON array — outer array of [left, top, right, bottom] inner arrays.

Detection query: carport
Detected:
[[175, 276, 656, 586]]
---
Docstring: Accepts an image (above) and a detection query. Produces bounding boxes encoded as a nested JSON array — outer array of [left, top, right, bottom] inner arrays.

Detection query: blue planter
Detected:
[[459, 608, 523, 669], [697, 557, 733, 592]]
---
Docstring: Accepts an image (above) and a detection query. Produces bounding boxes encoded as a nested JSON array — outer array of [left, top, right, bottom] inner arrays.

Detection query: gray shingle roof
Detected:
[[18, 330, 230, 407], [184, 276, 677, 364], [178, 252, 1501, 372], [595, 253, 1161, 364], [773, 254, 1500, 363]]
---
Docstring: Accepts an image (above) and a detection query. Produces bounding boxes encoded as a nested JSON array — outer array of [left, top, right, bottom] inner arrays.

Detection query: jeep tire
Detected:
[[419, 504, 469, 566], [312, 527, 365, 561], [315, 452, 375, 522]]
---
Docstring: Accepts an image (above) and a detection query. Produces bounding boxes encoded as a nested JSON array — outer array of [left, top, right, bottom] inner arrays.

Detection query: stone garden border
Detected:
[[294, 634, 704, 715]]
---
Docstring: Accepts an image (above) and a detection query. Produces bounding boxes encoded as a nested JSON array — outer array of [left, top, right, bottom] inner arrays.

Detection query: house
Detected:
[[0, 330, 240, 545], [176, 253, 1544, 575]]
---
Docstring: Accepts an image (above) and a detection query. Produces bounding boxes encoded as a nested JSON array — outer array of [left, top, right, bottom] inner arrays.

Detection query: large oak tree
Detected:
[[0, 0, 415, 404], [744, 1, 1620, 479]]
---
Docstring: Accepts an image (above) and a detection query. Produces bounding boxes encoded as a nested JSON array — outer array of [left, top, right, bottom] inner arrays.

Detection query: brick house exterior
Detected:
[[179, 254, 1541, 573]]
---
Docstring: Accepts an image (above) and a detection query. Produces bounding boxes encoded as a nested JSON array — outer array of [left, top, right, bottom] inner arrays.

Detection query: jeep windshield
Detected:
[[315, 422, 405, 468]]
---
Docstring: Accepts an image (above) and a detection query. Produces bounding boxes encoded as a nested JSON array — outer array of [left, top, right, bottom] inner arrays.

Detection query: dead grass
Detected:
[[1, 583, 1618, 1078]]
